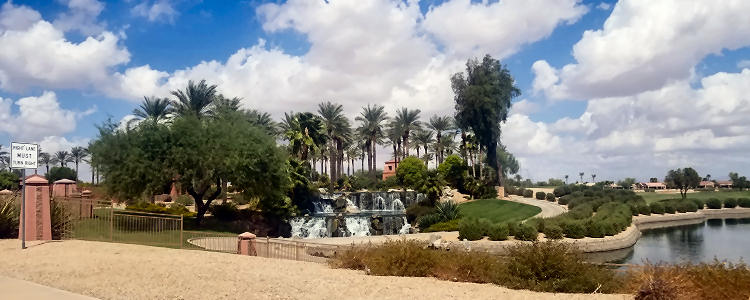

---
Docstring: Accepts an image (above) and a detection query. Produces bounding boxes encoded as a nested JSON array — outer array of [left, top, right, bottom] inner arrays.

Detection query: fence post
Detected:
[[295, 241, 299, 261], [179, 214, 184, 249], [109, 207, 113, 241], [266, 236, 270, 258]]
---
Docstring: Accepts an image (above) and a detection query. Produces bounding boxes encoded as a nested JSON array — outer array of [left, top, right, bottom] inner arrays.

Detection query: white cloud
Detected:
[[0, 91, 95, 141], [533, 0, 750, 100], [596, 2, 611, 10], [737, 60, 750, 69], [422, 0, 587, 59], [0, 2, 130, 92], [509, 99, 539, 115], [132, 0, 178, 23], [53, 0, 106, 35]]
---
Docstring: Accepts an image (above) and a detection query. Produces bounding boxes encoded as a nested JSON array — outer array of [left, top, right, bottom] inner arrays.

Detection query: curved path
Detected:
[[506, 195, 567, 218]]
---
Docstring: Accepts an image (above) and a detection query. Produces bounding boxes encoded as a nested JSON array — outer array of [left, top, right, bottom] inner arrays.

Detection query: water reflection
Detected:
[[615, 217, 750, 264]]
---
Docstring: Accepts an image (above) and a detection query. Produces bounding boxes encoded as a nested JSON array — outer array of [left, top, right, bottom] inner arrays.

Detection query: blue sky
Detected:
[[1, 0, 749, 182]]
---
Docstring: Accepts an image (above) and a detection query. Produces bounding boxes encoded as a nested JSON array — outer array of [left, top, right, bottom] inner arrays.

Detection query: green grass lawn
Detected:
[[459, 199, 541, 223], [640, 191, 750, 204]]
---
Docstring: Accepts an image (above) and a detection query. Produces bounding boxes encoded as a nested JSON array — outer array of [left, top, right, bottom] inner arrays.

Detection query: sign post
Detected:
[[10, 142, 38, 249]]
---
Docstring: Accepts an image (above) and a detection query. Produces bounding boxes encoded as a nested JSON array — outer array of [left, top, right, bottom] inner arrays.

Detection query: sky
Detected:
[[1, 0, 749, 183]]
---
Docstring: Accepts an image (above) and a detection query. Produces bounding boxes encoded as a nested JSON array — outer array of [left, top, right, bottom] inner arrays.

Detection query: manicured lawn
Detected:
[[640, 191, 750, 204], [459, 199, 541, 223]]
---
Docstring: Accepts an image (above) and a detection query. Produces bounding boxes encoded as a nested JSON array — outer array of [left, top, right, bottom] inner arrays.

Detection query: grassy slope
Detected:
[[640, 191, 750, 204], [459, 199, 541, 223]]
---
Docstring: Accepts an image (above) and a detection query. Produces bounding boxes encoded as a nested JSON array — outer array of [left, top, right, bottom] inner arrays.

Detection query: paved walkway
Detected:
[[0, 275, 99, 300], [507, 195, 567, 218]]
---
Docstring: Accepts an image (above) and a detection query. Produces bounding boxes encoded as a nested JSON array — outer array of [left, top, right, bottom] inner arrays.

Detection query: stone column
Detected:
[[237, 232, 257, 256], [19, 174, 52, 241]]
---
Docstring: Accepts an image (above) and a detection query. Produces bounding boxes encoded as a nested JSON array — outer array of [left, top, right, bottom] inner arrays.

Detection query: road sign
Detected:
[[10, 142, 38, 169]]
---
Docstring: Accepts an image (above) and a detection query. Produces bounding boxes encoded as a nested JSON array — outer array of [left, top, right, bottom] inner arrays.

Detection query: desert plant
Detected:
[[434, 200, 461, 221], [458, 217, 484, 241], [514, 223, 538, 241], [723, 198, 738, 208], [706, 198, 722, 209], [0, 196, 19, 238], [417, 213, 442, 229], [543, 224, 563, 239], [535, 191, 546, 200], [487, 223, 509, 241], [562, 221, 586, 239], [624, 261, 750, 300]]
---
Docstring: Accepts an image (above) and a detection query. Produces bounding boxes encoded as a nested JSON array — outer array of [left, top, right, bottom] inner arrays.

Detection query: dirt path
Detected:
[[507, 195, 568, 218], [0, 239, 627, 300]]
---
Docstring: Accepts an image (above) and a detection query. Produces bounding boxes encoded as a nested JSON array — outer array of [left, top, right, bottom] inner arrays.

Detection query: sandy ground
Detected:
[[507, 195, 568, 218], [0, 239, 628, 300]]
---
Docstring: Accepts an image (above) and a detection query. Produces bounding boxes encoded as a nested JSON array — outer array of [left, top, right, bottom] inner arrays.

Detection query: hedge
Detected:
[[706, 198, 722, 209], [663, 202, 676, 214], [458, 218, 483, 241], [739, 198, 750, 208], [515, 224, 538, 241], [723, 198, 738, 208], [546, 193, 555, 202], [562, 221, 586, 239], [488, 223, 509, 241], [649, 202, 665, 214], [535, 191, 546, 200], [637, 204, 651, 215], [523, 189, 533, 198], [543, 224, 564, 239]]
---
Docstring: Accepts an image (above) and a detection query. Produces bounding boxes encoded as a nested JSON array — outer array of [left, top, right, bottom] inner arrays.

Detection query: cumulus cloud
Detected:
[[422, 0, 587, 59], [596, 2, 611, 10], [53, 0, 106, 35], [737, 60, 750, 69], [132, 0, 178, 23], [0, 2, 129, 93], [533, 0, 750, 100], [0, 91, 95, 141]]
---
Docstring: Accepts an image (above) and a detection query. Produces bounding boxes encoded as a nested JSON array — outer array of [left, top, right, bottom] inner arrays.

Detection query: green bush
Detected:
[[514, 223, 538, 241], [546, 193, 555, 202], [209, 202, 239, 221], [0, 171, 20, 190], [523, 189, 533, 198], [47, 166, 77, 183], [691, 198, 704, 209], [487, 223, 509, 241], [723, 198, 738, 208], [706, 198, 722, 209], [406, 203, 435, 224], [435, 200, 461, 221], [637, 204, 651, 215], [649, 202, 665, 214], [562, 221, 586, 239], [396, 157, 428, 190], [739, 198, 750, 208], [0, 196, 19, 238], [175, 195, 194, 206], [458, 218, 484, 241], [437, 155, 468, 191], [675, 200, 697, 213], [558, 196, 570, 205], [535, 191, 546, 200], [423, 219, 459, 232], [543, 224, 563, 239], [663, 202, 676, 214], [586, 220, 605, 238], [417, 213, 442, 230], [506, 222, 520, 237]]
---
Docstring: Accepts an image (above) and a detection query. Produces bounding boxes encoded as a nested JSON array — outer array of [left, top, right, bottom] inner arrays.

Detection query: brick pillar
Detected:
[[237, 232, 257, 256], [496, 186, 506, 199], [19, 174, 51, 241]]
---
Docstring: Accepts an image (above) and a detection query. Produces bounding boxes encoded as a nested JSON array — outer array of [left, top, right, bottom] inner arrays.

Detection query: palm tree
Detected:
[[171, 79, 218, 118], [318, 101, 351, 187], [52, 151, 72, 167], [132, 96, 172, 125], [393, 108, 421, 158], [280, 112, 325, 162], [564, 175, 569, 184], [355, 104, 388, 177], [385, 125, 403, 163], [0, 147, 9, 171], [591, 174, 596, 183], [579, 172, 585, 183], [412, 130, 434, 166], [69, 147, 88, 180], [427, 115, 452, 163], [246, 109, 277, 136], [38, 152, 51, 175], [345, 145, 360, 176]]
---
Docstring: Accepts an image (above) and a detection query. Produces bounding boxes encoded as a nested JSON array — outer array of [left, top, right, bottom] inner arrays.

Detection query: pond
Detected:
[[616, 217, 750, 265]]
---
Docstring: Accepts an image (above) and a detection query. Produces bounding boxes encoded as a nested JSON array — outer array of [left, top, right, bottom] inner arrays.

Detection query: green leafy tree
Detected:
[[47, 166, 77, 183], [617, 177, 637, 188], [0, 170, 20, 190], [452, 55, 519, 186], [665, 168, 701, 199], [412, 130, 434, 165], [438, 155, 468, 191], [396, 156, 427, 190], [280, 112, 326, 161], [729, 172, 749, 189]]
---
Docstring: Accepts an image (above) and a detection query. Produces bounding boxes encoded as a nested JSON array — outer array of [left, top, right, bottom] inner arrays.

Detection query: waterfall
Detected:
[[312, 201, 333, 214], [290, 217, 328, 238], [344, 216, 371, 237], [391, 199, 405, 211], [398, 216, 411, 235], [373, 196, 386, 211]]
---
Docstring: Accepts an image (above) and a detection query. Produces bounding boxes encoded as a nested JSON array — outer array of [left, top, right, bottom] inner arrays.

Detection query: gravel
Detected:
[[0, 239, 628, 300]]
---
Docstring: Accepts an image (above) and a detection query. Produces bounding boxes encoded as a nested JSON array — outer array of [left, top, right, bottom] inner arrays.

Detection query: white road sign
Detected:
[[10, 142, 38, 169]]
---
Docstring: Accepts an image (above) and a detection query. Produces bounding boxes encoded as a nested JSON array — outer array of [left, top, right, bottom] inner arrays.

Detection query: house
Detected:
[[639, 182, 666, 189], [716, 180, 733, 188], [698, 181, 715, 188], [382, 159, 399, 180]]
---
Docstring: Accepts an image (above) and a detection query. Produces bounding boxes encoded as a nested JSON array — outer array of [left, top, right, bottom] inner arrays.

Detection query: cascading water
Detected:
[[398, 216, 411, 234], [373, 196, 386, 211], [290, 217, 328, 238], [391, 199, 405, 211], [344, 216, 371, 237]]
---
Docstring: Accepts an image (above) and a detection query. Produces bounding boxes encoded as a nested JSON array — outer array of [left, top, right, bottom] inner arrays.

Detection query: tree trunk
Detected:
[[372, 139, 378, 178], [91, 166, 95, 184], [403, 132, 410, 157], [187, 178, 222, 226], [478, 146, 483, 179], [436, 132, 443, 163], [337, 140, 344, 179], [329, 141, 336, 190], [367, 140, 373, 176], [221, 179, 228, 204], [487, 144, 502, 186], [75, 162, 79, 181]]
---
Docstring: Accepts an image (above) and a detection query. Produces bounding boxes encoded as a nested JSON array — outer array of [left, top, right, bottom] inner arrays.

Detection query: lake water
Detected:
[[617, 218, 750, 265]]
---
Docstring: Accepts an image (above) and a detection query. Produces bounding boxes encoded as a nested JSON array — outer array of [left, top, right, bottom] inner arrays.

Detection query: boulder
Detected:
[[332, 195, 348, 212]]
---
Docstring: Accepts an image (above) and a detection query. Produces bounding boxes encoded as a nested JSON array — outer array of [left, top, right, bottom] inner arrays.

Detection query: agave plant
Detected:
[[435, 200, 461, 221], [0, 195, 19, 238]]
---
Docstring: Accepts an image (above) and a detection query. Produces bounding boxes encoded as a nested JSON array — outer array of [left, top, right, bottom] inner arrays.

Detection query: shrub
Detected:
[[506, 222, 520, 237], [739, 198, 750, 208], [663, 202, 676, 214], [209, 202, 239, 221], [514, 223, 538, 241], [649, 202, 665, 214], [587, 220, 605, 238], [638, 204, 651, 215], [558, 196, 570, 205], [0, 196, 19, 238], [434, 200, 461, 221], [437, 155, 468, 191], [723, 198, 738, 208], [175, 195, 194, 206], [515, 187, 525, 196], [458, 218, 484, 241], [546, 193, 555, 202], [523, 189, 533, 198], [405, 203, 435, 224], [624, 261, 750, 300], [487, 223, 509, 241], [535, 191, 546, 200], [675, 201, 698, 213], [417, 213, 442, 230], [691, 198, 704, 209], [423, 219, 459, 232], [47, 166, 77, 183], [505, 186, 516, 195], [50, 200, 72, 240], [330, 240, 437, 277], [543, 224, 563, 239], [396, 157, 428, 190], [562, 221, 586, 239], [706, 198, 722, 209]]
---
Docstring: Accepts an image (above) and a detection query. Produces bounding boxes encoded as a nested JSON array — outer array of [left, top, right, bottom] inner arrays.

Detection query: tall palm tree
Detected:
[[69, 147, 88, 180], [579, 172, 585, 183], [427, 115, 452, 163], [412, 130, 434, 166], [280, 112, 325, 162], [52, 151, 72, 167], [171, 79, 218, 118], [38, 152, 51, 175], [345, 145, 360, 176], [564, 175, 569, 184], [246, 109, 277, 136], [132, 96, 172, 125], [318, 101, 351, 187], [355, 104, 388, 177], [591, 174, 596, 183], [385, 125, 403, 163], [393, 108, 421, 158]]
